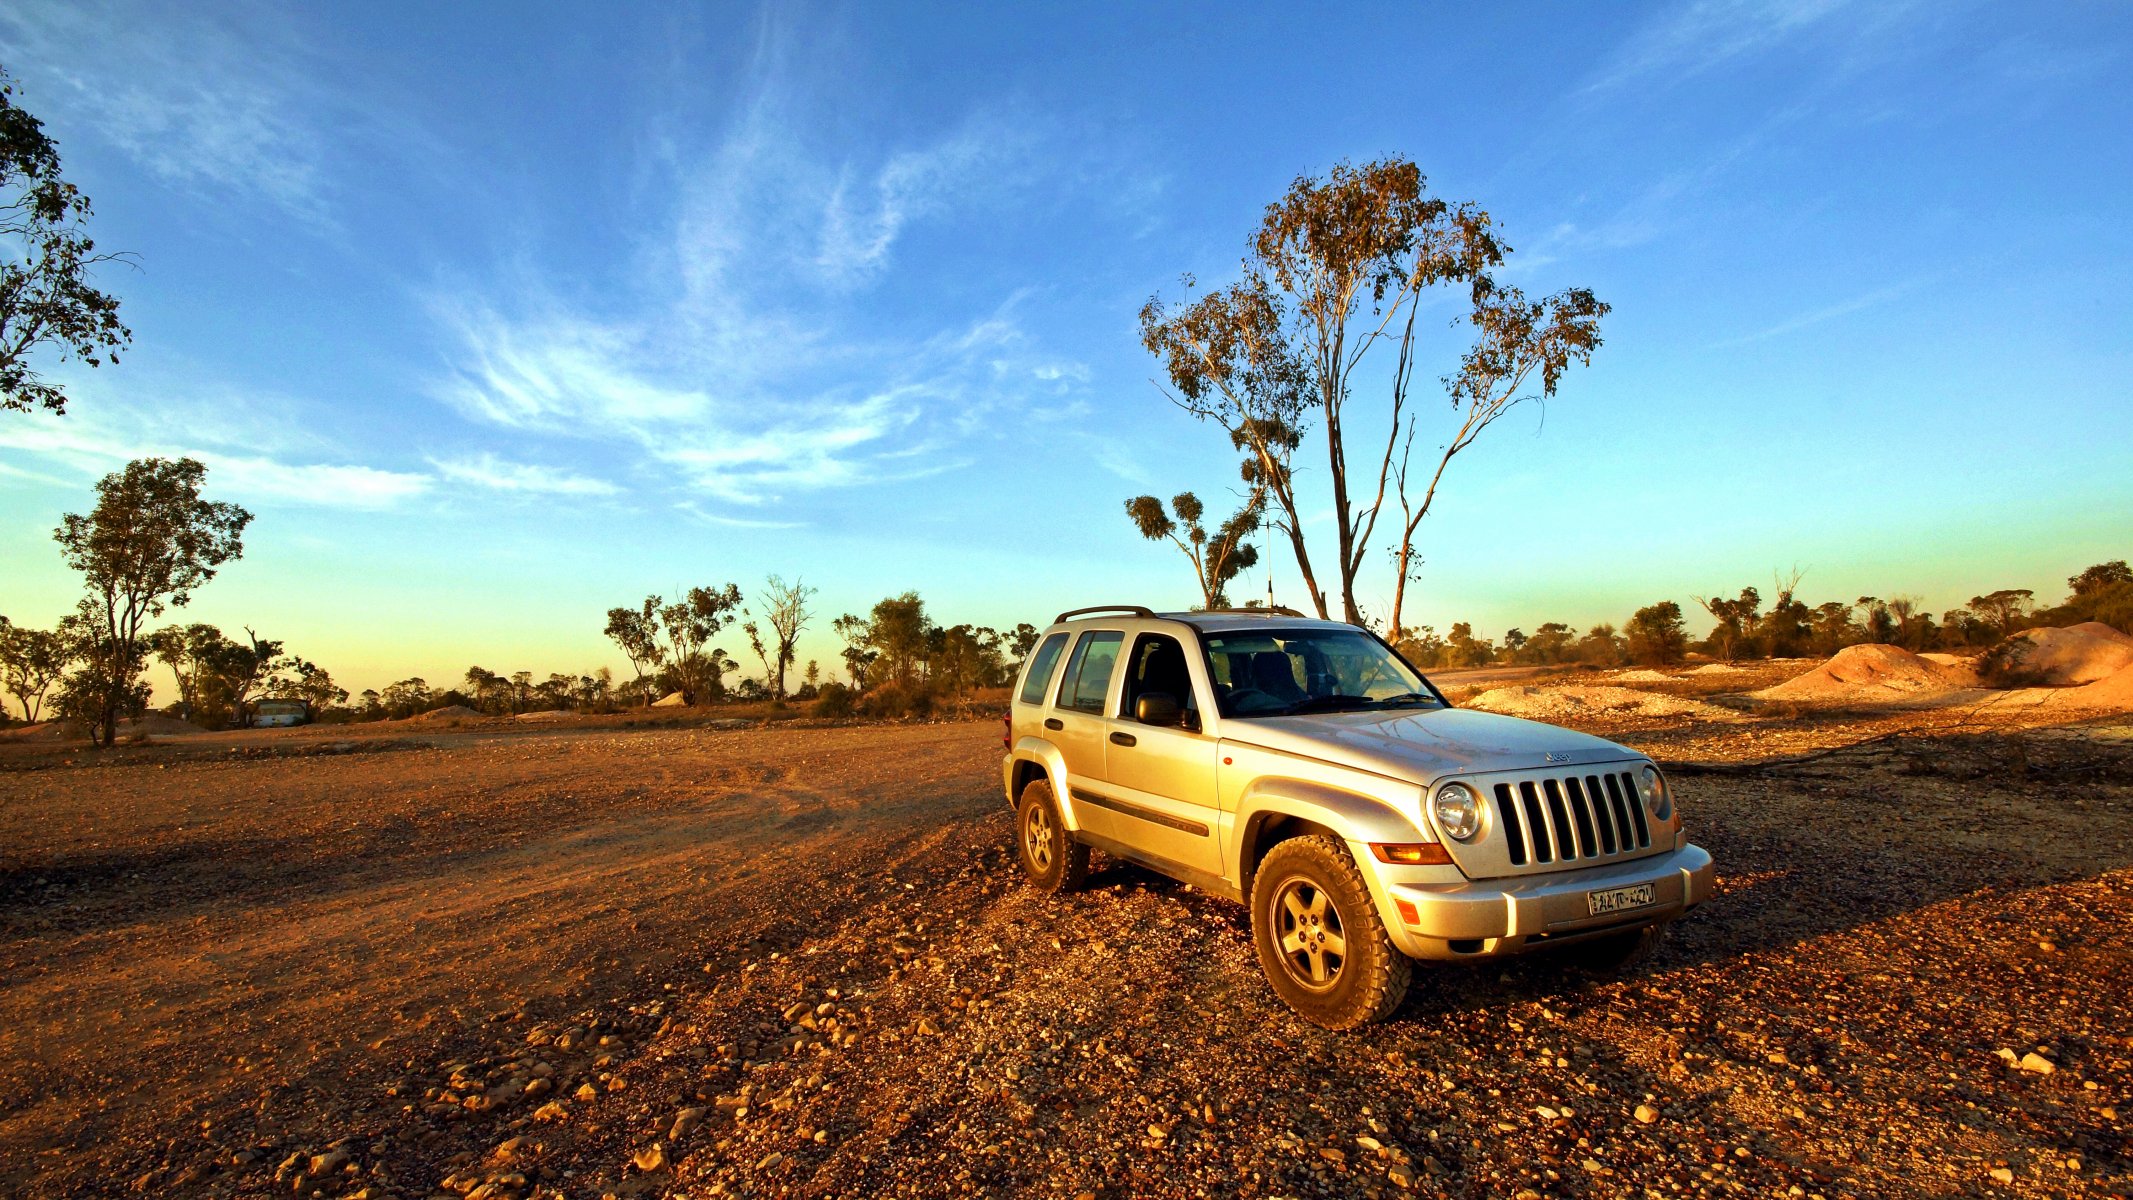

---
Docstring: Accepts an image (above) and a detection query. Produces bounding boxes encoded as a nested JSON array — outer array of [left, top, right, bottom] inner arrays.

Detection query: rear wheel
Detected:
[[1250, 835, 1410, 1029], [1016, 778, 1088, 894]]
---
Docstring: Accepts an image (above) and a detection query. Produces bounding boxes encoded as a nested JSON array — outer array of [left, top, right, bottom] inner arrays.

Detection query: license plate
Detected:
[[1586, 882, 1656, 917]]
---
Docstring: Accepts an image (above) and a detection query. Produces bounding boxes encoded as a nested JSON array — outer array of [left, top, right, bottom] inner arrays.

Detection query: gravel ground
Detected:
[[1, 704, 2127, 1199]]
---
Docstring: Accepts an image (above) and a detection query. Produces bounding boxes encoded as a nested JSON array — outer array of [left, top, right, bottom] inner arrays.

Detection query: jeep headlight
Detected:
[[1640, 765, 1672, 822], [1430, 782, 1482, 842]]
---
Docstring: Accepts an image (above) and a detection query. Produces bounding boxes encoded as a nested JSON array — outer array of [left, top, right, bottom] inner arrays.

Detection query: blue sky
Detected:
[[2, 1, 2129, 694]]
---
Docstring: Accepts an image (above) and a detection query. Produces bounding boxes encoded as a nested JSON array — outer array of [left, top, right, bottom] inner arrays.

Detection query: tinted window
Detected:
[[1121, 633, 1198, 718], [1017, 633, 1070, 705], [1055, 630, 1124, 714]]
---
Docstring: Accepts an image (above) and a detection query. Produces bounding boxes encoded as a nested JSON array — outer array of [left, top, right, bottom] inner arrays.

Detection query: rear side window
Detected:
[[1055, 630, 1124, 714], [1017, 633, 1070, 705]]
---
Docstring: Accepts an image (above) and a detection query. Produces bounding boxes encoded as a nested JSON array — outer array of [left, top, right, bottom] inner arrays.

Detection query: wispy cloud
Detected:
[[0, 408, 430, 508], [430, 454, 620, 497], [431, 10, 1083, 512], [1582, 0, 1861, 94], [1707, 280, 1919, 348], [0, 0, 339, 225]]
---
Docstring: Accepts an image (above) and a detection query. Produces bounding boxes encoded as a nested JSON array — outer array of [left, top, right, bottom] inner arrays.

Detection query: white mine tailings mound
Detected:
[[1998, 624, 2133, 685], [1465, 685, 1733, 721], [1753, 644, 1974, 702], [2050, 663, 2133, 709], [410, 704, 484, 721], [652, 691, 688, 708], [1612, 669, 1675, 682]]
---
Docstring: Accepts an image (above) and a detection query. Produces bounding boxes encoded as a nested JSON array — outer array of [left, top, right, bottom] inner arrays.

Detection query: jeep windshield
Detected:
[[1201, 628, 1441, 718]]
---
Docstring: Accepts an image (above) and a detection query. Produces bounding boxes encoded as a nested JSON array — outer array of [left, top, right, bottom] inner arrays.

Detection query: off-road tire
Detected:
[[1561, 923, 1666, 971], [1016, 778, 1088, 894], [1250, 835, 1411, 1029]]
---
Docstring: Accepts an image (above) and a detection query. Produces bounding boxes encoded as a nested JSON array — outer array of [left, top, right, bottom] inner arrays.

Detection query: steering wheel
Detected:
[[1223, 686, 1278, 714]]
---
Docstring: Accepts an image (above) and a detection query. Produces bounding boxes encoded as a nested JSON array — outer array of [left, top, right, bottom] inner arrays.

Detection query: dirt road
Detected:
[[2, 713, 2128, 1198]]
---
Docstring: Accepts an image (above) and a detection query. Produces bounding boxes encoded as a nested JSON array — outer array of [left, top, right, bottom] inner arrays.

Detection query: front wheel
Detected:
[[1249, 835, 1411, 1029], [1016, 778, 1088, 894]]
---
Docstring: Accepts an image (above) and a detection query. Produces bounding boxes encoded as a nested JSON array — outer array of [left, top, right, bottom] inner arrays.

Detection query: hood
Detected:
[[1221, 706, 1640, 784]]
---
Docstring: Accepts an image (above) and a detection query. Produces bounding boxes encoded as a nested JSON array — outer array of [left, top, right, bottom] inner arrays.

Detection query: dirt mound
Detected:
[[515, 709, 572, 722], [1754, 645, 1972, 702], [1997, 625, 2133, 685], [118, 715, 206, 736], [410, 704, 484, 721], [2043, 662, 2133, 710], [651, 691, 688, 708], [0, 720, 76, 742], [2068, 620, 2133, 645], [1690, 663, 1745, 675], [1612, 669, 1674, 682], [1464, 684, 1733, 721]]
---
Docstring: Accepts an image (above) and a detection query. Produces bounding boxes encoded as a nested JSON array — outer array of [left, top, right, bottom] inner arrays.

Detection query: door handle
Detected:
[[1109, 731, 1137, 747], [1044, 717, 1063, 730]]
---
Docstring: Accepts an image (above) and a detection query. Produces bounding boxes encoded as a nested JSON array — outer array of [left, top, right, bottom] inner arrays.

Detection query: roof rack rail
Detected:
[[1054, 604, 1157, 623], [1193, 606, 1307, 617]]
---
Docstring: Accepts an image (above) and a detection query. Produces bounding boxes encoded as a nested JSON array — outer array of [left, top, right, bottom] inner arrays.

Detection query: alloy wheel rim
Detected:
[[1025, 804, 1054, 870], [1271, 875, 1347, 991]]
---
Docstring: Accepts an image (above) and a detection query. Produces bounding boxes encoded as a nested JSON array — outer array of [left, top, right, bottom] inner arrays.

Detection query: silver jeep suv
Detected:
[[1001, 605, 1715, 1028]]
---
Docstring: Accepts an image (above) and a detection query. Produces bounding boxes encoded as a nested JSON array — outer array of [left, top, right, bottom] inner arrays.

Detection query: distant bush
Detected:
[[857, 682, 932, 720], [811, 682, 854, 718], [1976, 640, 2051, 689]]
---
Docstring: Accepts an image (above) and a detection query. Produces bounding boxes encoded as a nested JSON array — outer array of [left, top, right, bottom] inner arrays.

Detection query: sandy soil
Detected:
[[2, 701, 2128, 1199]]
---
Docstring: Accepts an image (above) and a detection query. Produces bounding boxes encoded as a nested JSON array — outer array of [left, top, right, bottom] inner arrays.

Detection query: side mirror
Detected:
[[1135, 692, 1182, 727]]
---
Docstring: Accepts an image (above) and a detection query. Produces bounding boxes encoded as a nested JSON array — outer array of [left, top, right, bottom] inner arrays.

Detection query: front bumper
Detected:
[[1373, 843, 1714, 961]]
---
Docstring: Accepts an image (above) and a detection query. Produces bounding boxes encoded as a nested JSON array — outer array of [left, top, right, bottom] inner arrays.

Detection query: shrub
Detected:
[[857, 682, 932, 720], [810, 682, 854, 718]]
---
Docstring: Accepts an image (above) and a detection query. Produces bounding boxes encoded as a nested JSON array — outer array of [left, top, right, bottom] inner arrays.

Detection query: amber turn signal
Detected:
[[1368, 842, 1452, 866]]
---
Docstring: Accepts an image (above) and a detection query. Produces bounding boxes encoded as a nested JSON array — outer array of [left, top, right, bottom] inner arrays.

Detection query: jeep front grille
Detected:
[[1493, 771, 1650, 867]]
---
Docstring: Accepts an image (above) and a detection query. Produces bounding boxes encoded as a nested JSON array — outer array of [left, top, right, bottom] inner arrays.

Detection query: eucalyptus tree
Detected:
[[1141, 156, 1606, 632], [54, 457, 250, 745], [1, 67, 132, 415], [1123, 490, 1262, 609]]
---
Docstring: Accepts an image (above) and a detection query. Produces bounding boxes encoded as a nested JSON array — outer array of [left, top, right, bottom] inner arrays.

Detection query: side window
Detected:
[[1055, 630, 1124, 714], [1017, 633, 1069, 705], [1120, 633, 1199, 717]]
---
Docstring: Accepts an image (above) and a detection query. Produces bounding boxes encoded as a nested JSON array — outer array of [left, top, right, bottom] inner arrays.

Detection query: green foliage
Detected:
[[53, 457, 250, 745], [0, 616, 72, 722], [1142, 155, 1606, 635], [2069, 561, 2132, 597], [2, 67, 133, 415], [857, 681, 932, 720], [810, 681, 854, 718], [1123, 489, 1263, 608], [1625, 602, 1689, 666]]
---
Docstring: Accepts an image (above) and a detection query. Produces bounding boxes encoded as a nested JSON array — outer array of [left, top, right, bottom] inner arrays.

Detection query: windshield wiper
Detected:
[[1374, 692, 1438, 707], [1279, 694, 1378, 715]]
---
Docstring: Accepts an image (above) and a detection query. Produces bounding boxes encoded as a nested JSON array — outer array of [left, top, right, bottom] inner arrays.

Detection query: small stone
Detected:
[[1318, 1147, 1347, 1164], [1387, 1164, 1416, 1188], [631, 1143, 668, 1173], [1356, 1135, 1383, 1151], [756, 1150, 784, 1170], [1147, 1123, 1168, 1140], [1582, 1158, 1605, 1174], [534, 1101, 568, 1123], [916, 1017, 941, 1036], [2038, 940, 2056, 952], [575, 1083, 598, 1101], [2017, 1052, 2056, 1075], [1634, 1104, 1659, 1124], [1989, 1167, 2014, 1184], [1535, 1106, 1559, 1120]]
